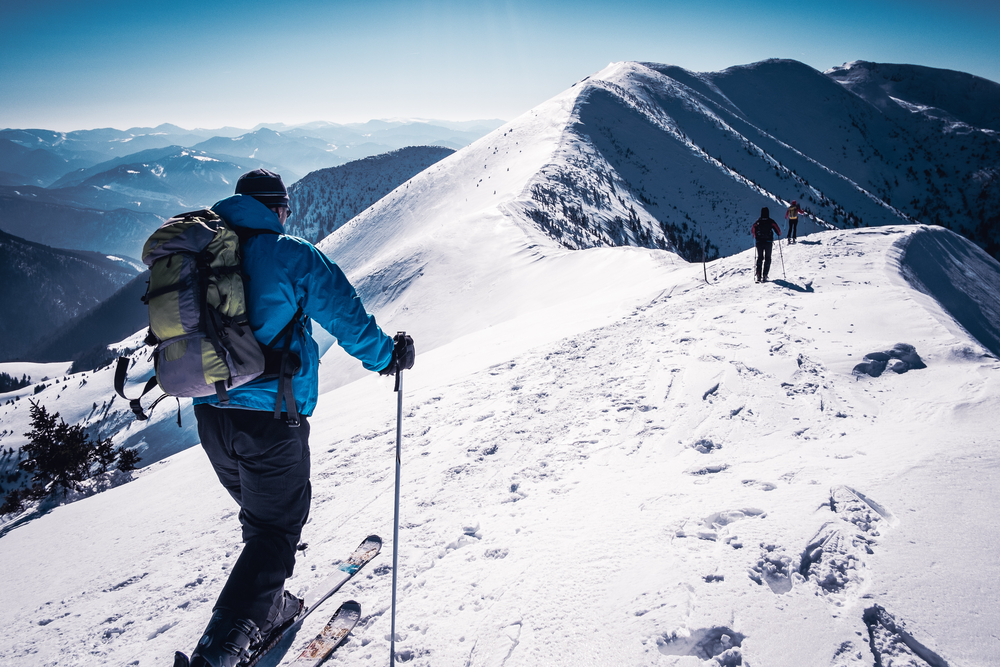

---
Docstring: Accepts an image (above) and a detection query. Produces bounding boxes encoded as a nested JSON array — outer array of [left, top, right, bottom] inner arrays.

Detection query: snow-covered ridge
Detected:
[[285, 146, 455, 244]]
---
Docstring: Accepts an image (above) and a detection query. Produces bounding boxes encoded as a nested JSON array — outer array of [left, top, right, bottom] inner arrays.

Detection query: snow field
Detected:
[[309, 226, 999, 666], [0, 226, 998, 667]]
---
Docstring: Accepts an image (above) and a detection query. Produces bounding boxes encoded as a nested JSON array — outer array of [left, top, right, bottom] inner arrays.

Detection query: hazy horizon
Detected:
[[2, 0, 998, 132]]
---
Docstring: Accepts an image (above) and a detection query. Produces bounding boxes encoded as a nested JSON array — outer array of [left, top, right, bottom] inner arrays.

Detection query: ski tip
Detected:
[[173, 651, 191, 667], [364, 534, 382, 545]]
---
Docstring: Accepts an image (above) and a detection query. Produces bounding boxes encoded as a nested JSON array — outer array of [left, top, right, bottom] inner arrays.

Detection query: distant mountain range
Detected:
[[0, 229, 141, 362], [286, 146, 455, 243], [0, 119, 502, 187], [0, 120, 503, 258]]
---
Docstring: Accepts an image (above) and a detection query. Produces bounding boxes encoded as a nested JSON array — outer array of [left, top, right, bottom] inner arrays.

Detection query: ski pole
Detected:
[[702, 232, 708, 284], [390, 348, 404, 665], [777, 238, 786, 280]]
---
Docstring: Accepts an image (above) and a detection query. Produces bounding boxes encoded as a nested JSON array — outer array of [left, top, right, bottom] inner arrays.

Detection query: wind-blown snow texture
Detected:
[[1, 224, 999, 667]]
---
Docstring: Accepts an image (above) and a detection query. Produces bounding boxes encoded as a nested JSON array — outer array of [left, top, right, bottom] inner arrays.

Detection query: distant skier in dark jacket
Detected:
[[183, 169, 415, 667], [751, 207, 781, 282], [785, 200, 803, 244]]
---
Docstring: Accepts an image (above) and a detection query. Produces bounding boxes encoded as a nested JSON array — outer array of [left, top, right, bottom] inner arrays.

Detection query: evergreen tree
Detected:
[[93, 437, 117, 474], [0, 488, 25, 515], [19, 402, 95, 494], [117, 448, 142, 473]]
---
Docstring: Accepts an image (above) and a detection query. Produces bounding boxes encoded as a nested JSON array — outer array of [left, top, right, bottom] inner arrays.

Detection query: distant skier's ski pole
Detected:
[[390, 352, 404, 665], [702, 232, 709, 284], [777, 238, 786, 280]]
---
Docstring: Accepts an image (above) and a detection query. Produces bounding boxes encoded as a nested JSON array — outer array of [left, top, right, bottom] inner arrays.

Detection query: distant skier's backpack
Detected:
[[115, 209, 274, 420], [753, 218, 774, 243]]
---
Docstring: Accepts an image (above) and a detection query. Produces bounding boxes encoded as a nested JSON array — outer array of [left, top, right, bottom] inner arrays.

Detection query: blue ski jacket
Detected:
[[193, 194, 393, 416]]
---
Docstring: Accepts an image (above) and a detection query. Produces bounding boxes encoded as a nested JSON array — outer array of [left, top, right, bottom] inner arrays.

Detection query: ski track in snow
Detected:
[[1, 227, 999, 666]]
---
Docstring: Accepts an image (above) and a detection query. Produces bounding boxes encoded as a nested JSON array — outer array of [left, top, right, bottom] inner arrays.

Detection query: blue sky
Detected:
[[2, 0, 997, 131]]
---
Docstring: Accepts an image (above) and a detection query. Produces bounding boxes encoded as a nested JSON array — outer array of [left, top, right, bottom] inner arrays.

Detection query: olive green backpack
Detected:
[[115, 209, 270, 419]]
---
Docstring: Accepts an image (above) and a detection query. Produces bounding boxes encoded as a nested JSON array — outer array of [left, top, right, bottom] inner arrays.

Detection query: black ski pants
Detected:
[[195, 404, 311, 627], [787, 218, 798, 242], [755, 241, 773, 279]]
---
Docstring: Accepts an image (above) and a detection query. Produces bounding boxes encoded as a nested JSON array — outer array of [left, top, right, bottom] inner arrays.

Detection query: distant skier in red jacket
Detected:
[[751, 207, 781, 282]]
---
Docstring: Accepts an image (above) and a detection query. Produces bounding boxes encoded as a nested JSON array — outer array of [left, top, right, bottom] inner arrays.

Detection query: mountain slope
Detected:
[[0, 190, 164, 258], [285, 146, 455, 243], [825, 60, 1000, 254], [30, 271, 151, 367], [338, 60, 994, 265], [827, 60, 1000, 131], [0, 226, 997, 667], [0, 230, 141, 361]]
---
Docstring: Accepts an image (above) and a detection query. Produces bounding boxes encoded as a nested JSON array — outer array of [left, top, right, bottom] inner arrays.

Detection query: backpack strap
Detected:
[[227, 224, 301, 425], [265, 305, 304, 427], [113, 354, 181, 425], [114, 356, 159, 420]]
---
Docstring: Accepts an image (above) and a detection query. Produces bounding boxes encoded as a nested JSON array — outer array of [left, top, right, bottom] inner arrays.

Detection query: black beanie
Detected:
[[235, 169, 289, 207], [761, 207, 769, 218]]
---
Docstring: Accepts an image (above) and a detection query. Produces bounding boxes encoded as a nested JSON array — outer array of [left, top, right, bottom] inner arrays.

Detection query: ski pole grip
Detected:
[[394, 330, 405, 392], [392, 331, 414, 392]]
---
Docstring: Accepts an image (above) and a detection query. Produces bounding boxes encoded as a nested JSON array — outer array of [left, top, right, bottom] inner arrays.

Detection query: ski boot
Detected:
[[260, 590, 304, 636], [180, 610, 262, 667]]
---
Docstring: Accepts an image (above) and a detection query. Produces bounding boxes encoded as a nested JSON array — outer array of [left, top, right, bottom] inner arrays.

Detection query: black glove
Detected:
[[378, 332, 415, 376]]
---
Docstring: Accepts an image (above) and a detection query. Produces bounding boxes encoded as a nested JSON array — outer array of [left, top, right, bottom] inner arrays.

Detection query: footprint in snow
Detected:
[[657, 626, 746, 664], [798, 486, 895, 598], [741, 479, 777, 491], [863, 604, 951, 667], [690, 437, 722, 454], [798, 521, 872, 596], [830, 485, 897, 534], [749, 543, 795, 594], [676, 508, 764, 543]]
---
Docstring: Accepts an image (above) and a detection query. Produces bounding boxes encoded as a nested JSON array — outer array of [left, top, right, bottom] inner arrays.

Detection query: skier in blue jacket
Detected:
[[184, 170, 414, 667]]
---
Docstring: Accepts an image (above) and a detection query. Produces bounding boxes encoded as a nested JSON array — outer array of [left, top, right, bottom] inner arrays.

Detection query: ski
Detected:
[[174, 535, 381, 667], [245, 535, 380, 667], [288, 600, 362, 666]]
